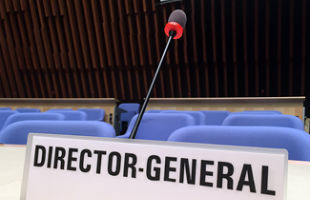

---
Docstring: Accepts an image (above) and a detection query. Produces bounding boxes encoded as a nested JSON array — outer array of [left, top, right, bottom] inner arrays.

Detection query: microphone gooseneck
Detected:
[[129, 10, 186, 139]]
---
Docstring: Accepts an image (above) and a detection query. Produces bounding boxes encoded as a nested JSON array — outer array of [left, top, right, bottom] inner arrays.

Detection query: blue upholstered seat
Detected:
[[118, 113, 195, 141], [161, 110, 205, 125], [46, 108, 73, 111], [46, 110, 87, 120], [16, 108, 41, 113], [0, 120, 115, 144], [222, 114, 304, 130], [116, 103, 141, 134], [168, 126, 310, 161], [146, 110, 162, 113], [0, 107, 11, 110], [0, 110, 18, 130], [119, 111, 137, 132], [200, 110, 230, 125], [118, 103, 140, 112], [2, 113, 65, 128], [78, 108, 105, 120], [231, 110, 282, 115]]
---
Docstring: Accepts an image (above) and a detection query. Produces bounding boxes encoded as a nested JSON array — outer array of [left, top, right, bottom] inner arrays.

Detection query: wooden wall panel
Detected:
[[0, 0, 309, 99]]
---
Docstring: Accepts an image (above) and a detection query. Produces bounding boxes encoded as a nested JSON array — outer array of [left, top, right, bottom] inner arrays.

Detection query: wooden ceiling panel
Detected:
[[0, 0, 309, 99]]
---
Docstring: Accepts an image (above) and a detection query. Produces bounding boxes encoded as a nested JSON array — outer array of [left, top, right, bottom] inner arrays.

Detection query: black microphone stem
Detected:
[[129, 33, 175, 139]]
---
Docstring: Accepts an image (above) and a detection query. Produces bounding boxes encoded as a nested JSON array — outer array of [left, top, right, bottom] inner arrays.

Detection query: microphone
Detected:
[[164, 9, 187, 39], [129, 10, 187, 139]]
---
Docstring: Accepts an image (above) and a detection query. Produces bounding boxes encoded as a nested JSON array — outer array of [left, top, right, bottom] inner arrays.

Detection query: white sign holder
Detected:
[[21, 133, 288, 200]]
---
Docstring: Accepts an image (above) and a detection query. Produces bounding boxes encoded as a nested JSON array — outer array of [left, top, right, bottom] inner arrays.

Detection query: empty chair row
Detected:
[[46, 110, 87, 120], [230, 110, 282, 115], [0, 107, 41, 112], [146, 110, 284, 125], [0, 120, 115, 144], [47, 108, 105, 120], [125, 113, 310, 161], [223, 114, 304, 130], [0, 107, 11, 110], [145, 110, 303, 130], [118, 113, 309, 161], [0, 108, 104, 119], [168, 126, 310, 161], [118, 112, 304, 142], [115, 108, 285, 135], [0, 112, 308, 161], [0, 109, 105, 129], [3, 113, 65, 129], [146, 110, 230, 125]]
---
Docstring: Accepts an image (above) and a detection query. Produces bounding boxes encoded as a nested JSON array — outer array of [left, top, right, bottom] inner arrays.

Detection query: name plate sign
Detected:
[[21, 133, 287, 200]]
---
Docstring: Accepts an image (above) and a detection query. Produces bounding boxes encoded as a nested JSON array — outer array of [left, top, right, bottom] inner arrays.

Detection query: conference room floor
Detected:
[[0, 145, 309, 200]]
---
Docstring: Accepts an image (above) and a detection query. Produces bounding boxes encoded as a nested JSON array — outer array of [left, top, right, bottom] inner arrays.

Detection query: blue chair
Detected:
[[16, 108, 41, 113], [47, 108, 73, 111], [200, 111, 230, 125], [0, 107, 11, 110], [78, 108, 105, 120], [222, 114, 304, 130], [2, 113, 65, 128], [231, 110, 282, 115], [119, 111, 138, 134], [46, 110, 87, 120], [119, 113, 195, 141], [0, 110, 18, 130], [146, 110, 162, 113], [161, 110, 205, 125], [118, 103, 140, 112], [168, 126, 310, 161], [116, 103, 141, 134], [0, 120, 116, 144]]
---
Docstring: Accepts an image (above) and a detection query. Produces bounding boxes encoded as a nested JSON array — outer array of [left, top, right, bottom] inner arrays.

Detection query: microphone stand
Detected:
[[129, 31, 176, 139]]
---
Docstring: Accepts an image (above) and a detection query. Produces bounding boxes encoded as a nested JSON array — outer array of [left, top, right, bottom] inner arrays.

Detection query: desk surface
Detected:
[[0, 145, 309, 200]]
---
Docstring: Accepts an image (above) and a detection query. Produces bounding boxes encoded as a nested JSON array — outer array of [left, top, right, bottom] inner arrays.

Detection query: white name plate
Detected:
[[21, 133, 288, 200]]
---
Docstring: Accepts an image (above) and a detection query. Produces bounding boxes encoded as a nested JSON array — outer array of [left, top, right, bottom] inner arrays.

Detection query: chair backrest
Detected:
[[0, 107, 11, 110], [115, 103, 141, 135], [168, 126, 310, 161], [146, 110, 162, 113], [231, 110, 282, 115], [0, 110, 18, 130], [200, 110, 230, 125], [46, 110, 87, 120], [119, 113, 195, 141], [118, 103, 140, 112], [0, 120, 116, 144], [16, 108, 41, 113], [78, 108, 105, 120], [161, 110, 205, 125], [118, 111, 138, 134], [47, 108, 73, 111], [222, 114, 304, 130], [2, 113, 65, 128]]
